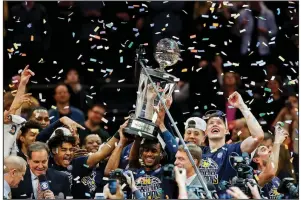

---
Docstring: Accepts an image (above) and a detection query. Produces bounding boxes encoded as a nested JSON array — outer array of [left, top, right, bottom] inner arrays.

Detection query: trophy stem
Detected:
[[138, 59, 213, 199]]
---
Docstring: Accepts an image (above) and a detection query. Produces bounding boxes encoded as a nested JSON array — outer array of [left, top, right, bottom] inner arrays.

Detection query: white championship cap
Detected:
[[185, 117, 206, 132]]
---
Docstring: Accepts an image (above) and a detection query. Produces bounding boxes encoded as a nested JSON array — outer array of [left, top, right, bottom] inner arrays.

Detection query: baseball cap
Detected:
[[185, 117, 206, 132]]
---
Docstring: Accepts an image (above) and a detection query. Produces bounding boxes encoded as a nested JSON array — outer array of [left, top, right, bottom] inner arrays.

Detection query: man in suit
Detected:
[[12, 142, 71, 199]]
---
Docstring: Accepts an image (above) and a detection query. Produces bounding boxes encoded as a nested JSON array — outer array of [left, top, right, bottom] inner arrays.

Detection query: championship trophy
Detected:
[[124, 38, 180, 140]]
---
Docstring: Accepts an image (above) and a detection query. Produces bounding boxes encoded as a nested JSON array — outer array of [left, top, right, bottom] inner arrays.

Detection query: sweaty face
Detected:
[[54, 85, 70, 104], [141, 143, 162, 169], [84, 135, 101, 153], [174, 151, 194, 173], [10, 168, 26, 188], [20, 129, 39, 148], [88, 106, 105, 125], [184, 128, 204, 145], [28, 150, 48, 176], [54, 142, 74, 168], [206, 117, 227, 140], [30, 110, 50, 129]]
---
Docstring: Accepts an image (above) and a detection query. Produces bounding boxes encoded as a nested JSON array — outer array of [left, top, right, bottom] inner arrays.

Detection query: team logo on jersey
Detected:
[[135, 175, 163, 199], [9, 125, 17, 135], [200, 158, 219, 184]]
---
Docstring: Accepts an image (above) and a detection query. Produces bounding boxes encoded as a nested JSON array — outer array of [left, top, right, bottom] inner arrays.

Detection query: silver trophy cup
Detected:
[[124, 38, 180, 139]]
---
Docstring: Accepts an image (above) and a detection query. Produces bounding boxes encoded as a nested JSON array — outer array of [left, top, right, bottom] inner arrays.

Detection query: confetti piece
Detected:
[[73, 176, 80, 181], [101, 117, 108, 124], [259, 113, 266, 117], [87, 68, 94, 72], [278, 56, 285, 62], [51, 105, 57, 110], [49, 116, 55, 120], [85, 193, 91, 197], [66, 196, 73, 199], [190, 35, 196, 39], [30, 35, 34, 41], [120, 56, 123, 63], [264, 88, 271, 92], [194, 106, 199, 110], [181, 68, 188, 72], [90, 58, 97, 62], [83, 164, 89, 168], [118, 79, 125, 83], [240, 29, 246, 33], [128, 42, 134, 48], [277, 8, 280, 15], [94, 26, 100, 32]]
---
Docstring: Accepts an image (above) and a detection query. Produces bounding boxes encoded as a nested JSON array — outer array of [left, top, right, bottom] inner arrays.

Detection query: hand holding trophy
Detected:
[[124, 38, 180, 139]]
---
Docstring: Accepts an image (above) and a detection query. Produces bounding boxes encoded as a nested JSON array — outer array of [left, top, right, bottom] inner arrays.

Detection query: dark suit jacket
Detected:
[[11, 167, 71, 199]]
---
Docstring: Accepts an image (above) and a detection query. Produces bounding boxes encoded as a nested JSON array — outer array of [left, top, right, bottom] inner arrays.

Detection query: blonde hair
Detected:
[[178, 143, 202, 166]]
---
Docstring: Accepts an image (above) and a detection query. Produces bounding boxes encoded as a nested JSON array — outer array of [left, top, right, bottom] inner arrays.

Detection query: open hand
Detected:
[[59, 116, 85, 135]]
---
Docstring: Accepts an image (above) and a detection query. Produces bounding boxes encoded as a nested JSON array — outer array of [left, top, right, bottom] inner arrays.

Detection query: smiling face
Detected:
[[184, 128, 204, 145], [53, 142, 74, 168], [141, 143, 162, 170], [30, 110, 50, 129], [83, 134, 101, 153], [28, 150, 48, 176], [205, 117, 227, 140]]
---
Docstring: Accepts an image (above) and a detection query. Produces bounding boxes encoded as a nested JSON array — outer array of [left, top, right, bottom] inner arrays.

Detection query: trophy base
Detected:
[[124, 117, 159, 140]]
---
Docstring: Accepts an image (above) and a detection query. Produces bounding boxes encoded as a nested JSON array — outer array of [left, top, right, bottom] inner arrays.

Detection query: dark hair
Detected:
[[263, 132, 275, 143], [47, 129, 76, 152], [204, 110, 227, 126], [18, 121, 42, 149], [27, 142, 49, 160], [89, 103, 106, 111], [28, 106, 48, 119], [53, 83, 71, 96]]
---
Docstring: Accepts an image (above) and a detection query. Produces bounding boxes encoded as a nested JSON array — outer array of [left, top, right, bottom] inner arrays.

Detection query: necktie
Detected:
[[37, 181, 42, 199]]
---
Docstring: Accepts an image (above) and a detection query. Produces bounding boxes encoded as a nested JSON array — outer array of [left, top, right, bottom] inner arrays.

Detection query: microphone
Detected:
[[38, 174, 50, 191], [38, 174, 51, 199], [207, 183, 219, 199]]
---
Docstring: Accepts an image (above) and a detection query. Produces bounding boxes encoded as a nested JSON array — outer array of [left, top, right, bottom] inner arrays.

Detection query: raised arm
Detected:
[[228, 92, 264, 153], [86, 134, 119, 168], [128, 137, 142, 169], [9, 66, 34, 115], [104, 121, 129, 176]]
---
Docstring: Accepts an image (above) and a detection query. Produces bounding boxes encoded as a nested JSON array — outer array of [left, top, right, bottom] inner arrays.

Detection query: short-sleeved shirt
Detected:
[[200, 142, 242, 186], [254, 170, 282, 199], [132, 167, 164, 199], [71, 156, 97, 199]]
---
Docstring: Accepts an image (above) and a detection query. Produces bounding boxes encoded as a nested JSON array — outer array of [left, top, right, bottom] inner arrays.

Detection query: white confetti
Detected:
[[101, 117, 108, 124], [118, 79, 125, 83]]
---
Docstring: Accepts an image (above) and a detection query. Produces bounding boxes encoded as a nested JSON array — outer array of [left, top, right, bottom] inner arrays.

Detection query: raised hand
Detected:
[[20, 65, 35, 85], [59, 116, 85, 135], [274, 123, 289, 144], [228, 91, 245, 109]]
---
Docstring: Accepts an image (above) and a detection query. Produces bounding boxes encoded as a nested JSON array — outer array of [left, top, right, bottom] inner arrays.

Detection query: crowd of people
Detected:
[[3, 1, 299, 199]]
